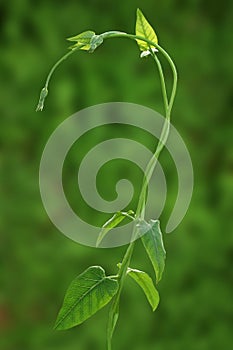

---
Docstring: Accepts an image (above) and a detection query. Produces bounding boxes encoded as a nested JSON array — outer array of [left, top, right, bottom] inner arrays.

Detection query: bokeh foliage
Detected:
[[1, 0, 233, 349]]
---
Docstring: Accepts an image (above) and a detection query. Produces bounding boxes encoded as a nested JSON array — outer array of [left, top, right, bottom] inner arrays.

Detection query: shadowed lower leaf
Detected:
[[127, 267, 160, 311], [54, 266, 118, 330]]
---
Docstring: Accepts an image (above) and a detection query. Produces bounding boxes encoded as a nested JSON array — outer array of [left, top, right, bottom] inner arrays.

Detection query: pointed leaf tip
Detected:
[[135, 9, 158, 54]]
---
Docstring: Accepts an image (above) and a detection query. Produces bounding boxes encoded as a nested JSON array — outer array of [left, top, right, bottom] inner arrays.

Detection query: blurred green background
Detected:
[[1, 0, 233, 349]]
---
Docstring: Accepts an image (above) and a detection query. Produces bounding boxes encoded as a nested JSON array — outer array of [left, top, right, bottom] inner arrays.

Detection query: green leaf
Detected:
[[96, 210, 135, 247], [67, 30, 96, 50], [54, 266, 118, 330], [127, 267, 160, 311], [139, 219, 166, 283], [135, 8, 158, 52]]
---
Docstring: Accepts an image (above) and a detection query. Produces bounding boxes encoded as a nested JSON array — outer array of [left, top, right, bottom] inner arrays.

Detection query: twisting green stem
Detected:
[[136, 51, 170, 219], [103, 33, 178, 220], [152, 53, 169, 113], [103, 32, 178, 112]]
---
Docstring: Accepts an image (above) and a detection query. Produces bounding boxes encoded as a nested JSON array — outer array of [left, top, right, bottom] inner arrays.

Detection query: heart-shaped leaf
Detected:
[[54, 266, 118, 330]]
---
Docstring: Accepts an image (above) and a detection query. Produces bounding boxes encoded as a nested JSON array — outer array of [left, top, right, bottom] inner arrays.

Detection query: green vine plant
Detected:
[[37, 9, 178, 350]]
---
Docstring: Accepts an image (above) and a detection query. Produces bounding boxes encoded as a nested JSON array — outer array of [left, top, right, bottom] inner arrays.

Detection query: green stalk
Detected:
[[152, 53, 168, 113], [107, 240, 134, 349], [36, 47, 80, 111], [135, 51, 170, 219]]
